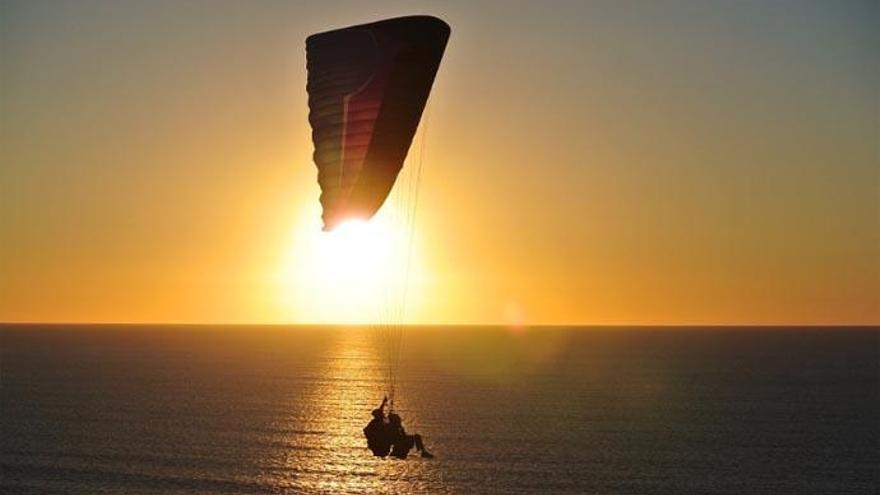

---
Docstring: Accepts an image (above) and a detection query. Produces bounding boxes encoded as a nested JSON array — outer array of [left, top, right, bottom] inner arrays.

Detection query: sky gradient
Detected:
[[1, 0, 878, 325]]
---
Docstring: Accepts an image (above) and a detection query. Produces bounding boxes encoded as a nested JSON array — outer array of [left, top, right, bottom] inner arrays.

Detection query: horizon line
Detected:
[[1, 322, 878, 329]]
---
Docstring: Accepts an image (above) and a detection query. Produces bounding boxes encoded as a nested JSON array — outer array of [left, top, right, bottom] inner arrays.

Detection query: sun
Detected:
[[314, 219, 396, 292], [275, 204, 424, 324]]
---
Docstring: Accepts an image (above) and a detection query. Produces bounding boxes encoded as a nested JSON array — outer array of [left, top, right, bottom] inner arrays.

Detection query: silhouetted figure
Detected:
[[387, 412, 434, 459], [363, 397, 391, 457]]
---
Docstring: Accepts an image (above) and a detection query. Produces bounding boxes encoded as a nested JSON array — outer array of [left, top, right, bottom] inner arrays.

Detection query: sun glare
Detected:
[[276, 204, 425, 324], [317, 219, 395, 289]]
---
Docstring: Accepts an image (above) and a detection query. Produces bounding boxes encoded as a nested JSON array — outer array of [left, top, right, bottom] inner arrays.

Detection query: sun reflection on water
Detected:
[[269, 329, 441, 494]]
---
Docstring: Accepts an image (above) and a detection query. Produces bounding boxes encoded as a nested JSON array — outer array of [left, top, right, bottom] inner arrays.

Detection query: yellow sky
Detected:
[[1, 1, 878, 325]]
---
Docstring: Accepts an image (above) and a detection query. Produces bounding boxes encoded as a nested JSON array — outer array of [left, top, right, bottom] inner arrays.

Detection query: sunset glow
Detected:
[[276, 207, 426, 324], [1, 1, 877, 325]]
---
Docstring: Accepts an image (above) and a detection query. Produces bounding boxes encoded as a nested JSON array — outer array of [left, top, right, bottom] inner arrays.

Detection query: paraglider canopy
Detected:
[[306, 16, 450, 231]]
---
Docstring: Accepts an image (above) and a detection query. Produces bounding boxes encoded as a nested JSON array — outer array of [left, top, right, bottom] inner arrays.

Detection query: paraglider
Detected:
[[363, 396, 434, 459], [305, 15, 450, 458], [306, 15, 450, 230], [364, 397, 393, 457]]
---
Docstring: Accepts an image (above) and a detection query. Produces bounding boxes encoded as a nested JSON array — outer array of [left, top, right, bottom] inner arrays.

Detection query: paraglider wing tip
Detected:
[[320, 212, 350, 232], [321, 216, 338, 232]]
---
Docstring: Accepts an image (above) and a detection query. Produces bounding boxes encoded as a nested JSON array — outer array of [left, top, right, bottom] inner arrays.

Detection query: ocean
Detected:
[[1, 325, 877, 494]]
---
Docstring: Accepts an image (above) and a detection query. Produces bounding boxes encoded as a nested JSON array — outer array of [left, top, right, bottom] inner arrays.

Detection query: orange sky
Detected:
[[1, 1, 878, 325]]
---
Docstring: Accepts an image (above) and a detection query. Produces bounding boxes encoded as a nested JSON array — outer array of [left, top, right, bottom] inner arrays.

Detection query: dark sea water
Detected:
[[1, 325, 877, 494]]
